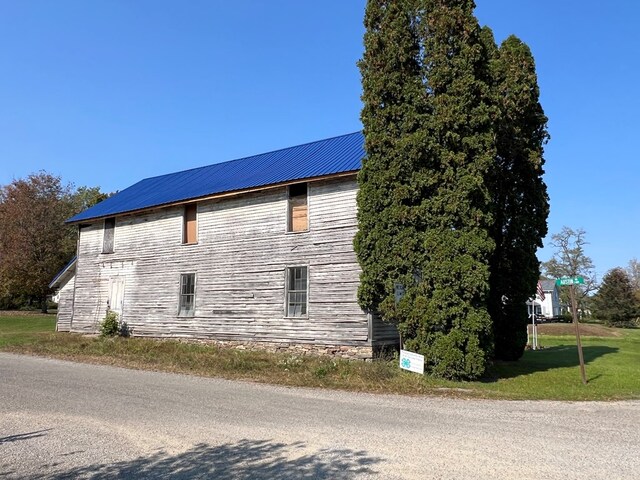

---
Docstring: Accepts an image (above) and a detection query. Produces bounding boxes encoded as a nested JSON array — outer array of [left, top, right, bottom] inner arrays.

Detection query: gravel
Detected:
[[1, 353, 638, 479]]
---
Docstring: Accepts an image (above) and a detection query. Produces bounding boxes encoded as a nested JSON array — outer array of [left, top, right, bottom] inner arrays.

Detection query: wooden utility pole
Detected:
[[569, 284, 587, 385]]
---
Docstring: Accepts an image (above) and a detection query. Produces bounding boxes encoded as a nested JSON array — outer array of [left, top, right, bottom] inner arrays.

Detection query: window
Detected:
[[179, 273, 196, 316], [286, 266, 308, 317], [287, 183, 308, 232], [183, 204, 198, 244], [103, 217, 115, 253]]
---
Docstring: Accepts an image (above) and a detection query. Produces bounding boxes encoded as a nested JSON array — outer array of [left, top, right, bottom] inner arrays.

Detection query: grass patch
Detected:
[[0, 314, 56, 347], [1, 315, 638, 400]]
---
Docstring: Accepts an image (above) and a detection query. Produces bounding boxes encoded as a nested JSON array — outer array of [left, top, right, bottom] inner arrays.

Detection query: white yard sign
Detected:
[[399, 350, 424, 374]]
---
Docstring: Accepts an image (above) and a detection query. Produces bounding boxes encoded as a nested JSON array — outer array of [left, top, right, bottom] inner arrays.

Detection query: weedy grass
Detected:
[[1, 314, 638, 400]]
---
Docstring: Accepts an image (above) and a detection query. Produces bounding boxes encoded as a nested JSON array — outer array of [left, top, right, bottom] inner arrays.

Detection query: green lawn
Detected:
[[483, 333, 640, 400], [0, 314, 56, 347], [1, 314, 638, 401]]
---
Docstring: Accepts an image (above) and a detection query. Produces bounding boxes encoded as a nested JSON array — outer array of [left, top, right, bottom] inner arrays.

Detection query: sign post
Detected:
[[556, 276, 587, 385], [528, 306, 538, 350]]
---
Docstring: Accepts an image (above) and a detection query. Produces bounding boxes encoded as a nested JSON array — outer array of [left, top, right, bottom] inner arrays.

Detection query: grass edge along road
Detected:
[[1, 314, 638, 401]]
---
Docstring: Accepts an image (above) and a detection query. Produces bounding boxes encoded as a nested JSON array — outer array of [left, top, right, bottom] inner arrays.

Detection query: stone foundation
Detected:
[[189, 339, 374, 360]]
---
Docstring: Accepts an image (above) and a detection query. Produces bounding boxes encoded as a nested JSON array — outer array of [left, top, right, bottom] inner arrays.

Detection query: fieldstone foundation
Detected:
[[194, 339, 375, 360]]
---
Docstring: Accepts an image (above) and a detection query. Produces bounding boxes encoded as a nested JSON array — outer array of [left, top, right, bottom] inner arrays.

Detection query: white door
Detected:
[[108, 277, 126, 316]]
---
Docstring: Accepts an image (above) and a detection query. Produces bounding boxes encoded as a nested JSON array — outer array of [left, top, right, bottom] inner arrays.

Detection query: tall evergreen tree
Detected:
[[357, 0, 497, 379], [357, 0, 549, 378], [486, 35, 550, 360], [592, 268, 639, 328], [355, 0, 426, 319], [406, 0, 496, 378]]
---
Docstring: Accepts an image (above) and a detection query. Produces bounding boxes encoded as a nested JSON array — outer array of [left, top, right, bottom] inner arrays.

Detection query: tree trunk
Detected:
[[40, 296, 48, 314]]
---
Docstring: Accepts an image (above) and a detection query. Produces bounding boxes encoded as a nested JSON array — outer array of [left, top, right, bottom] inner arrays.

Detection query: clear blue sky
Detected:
[[1, 1, 638, 279]]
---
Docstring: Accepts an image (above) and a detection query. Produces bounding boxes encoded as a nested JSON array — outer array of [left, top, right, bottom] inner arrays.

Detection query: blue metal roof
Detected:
[[68, 131, 364, 223]]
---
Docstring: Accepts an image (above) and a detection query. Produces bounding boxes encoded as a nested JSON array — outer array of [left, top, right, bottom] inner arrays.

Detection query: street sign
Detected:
[[399, 350, 424, 374], [556, 276, 585, 286]]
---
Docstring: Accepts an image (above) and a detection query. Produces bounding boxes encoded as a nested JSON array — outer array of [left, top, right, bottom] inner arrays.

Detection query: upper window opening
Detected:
[[102, 217, 115, 254], [288, 183, 308, 233], [183, 204, 198, 244]]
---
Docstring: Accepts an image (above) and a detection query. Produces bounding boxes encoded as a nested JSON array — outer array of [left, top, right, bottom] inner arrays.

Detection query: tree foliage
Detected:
[[355, 0, 425, 322], [486, 34, 549, 360], [0, 172, 107, 311], [543, 227, 597, 313], [356, 0, 549, 378], [592, 268, 639, 327], [626, 258, 640, 301], [358, 0, 530, 379], [72, 186, 110, 213]]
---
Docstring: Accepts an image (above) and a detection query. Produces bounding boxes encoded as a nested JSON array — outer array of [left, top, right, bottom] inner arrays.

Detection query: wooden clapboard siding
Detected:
[[55, 274, 75, 332], [371, 313, 400, 345], [68, 177, 373, 346]]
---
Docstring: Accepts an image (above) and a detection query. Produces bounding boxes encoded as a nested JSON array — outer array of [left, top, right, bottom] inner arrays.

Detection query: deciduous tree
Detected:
[[543, 227, 597, 314], [0, 172, 107, 311], [626, 258, 640, 301]]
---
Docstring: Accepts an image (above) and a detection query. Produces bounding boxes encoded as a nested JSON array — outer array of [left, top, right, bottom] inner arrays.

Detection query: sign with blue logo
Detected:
[[399, 349, 424, 374]]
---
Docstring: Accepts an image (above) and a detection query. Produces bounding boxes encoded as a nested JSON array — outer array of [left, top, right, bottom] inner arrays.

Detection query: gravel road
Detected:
[[1, 353, 638, 479]]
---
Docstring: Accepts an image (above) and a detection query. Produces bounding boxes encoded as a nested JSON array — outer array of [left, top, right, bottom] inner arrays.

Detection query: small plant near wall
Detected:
[[118, 320, 131, 337], [100, 310, 121, 337]]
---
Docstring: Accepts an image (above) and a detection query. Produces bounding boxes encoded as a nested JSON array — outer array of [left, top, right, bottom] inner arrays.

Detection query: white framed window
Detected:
[[286, 266, 308, 317], [179, 273, 196, 317]]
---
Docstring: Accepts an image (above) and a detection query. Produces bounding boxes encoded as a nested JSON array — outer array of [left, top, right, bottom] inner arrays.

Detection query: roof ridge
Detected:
[[138, 131, 363, 184], [67, 130, 365, 224]]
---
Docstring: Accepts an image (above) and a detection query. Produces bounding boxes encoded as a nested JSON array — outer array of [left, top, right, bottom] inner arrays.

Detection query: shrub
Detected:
[[118, 321, 131, 337], [100, 310, 120, 337], [561, 312, 573, 323]]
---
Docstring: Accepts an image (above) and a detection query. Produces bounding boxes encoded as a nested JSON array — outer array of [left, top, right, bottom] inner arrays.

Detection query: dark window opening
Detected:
[[183, 204, 198, 244], [287, 183, 308, 232], [103, 217, 115, 254]]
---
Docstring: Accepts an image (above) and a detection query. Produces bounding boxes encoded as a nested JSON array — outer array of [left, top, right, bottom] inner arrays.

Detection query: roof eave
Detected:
[[65, 170, 359, 225], [49, 257, 77, 289]]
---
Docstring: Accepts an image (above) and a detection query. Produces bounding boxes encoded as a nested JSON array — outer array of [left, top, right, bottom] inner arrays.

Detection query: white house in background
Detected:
[[530, 279, 562, 319], [50, 132, 399, 359]]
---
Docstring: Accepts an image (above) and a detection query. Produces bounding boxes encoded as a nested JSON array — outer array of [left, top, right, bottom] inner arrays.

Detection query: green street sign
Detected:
[[556, 276, 585, 286]]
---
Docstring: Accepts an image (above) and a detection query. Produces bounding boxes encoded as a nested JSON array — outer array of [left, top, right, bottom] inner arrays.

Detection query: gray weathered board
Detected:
[[65, 176, 398, 347]]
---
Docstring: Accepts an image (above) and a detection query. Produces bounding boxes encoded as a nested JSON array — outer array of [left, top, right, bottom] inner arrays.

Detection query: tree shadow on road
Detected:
[[483, 345, 618, 382], [51, 439, 384, 479], [0, 429, 52, 444]]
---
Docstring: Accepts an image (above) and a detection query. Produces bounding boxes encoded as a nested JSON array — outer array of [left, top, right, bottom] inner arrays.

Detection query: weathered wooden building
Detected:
[[53, 132, 397, 358]]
